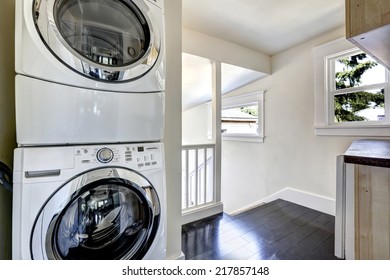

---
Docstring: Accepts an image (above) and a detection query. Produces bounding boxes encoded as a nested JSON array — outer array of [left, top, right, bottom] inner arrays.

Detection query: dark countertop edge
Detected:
[[344, 155, 390, 168], [343, 139, 390, 168]]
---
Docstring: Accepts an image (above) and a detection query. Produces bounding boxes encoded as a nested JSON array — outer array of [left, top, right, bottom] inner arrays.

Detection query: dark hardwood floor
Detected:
[[181, 199, 340, 260]]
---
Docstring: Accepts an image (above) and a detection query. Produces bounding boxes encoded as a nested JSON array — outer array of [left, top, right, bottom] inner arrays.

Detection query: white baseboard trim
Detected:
[[181, 202, 224, 225], [229, 187, 335, 216]]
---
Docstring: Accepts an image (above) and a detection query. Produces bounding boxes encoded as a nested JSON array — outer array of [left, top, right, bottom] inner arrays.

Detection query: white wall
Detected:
[[182, 103, 212, 145], [221, 26, 390, 214], [164, 0, 183, 260], [0, 0, 16, 260]]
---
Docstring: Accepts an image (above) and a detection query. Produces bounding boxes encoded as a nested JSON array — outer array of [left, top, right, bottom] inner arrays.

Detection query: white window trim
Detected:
[[220, 91, 265, 143], [313, 38, 390, 136]]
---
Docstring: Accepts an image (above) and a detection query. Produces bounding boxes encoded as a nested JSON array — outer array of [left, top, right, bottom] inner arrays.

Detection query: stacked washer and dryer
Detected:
[[12, 0, 167, 260]]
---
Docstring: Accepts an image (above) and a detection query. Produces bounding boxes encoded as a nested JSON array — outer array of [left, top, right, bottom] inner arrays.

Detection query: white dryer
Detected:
[[15, 0, 166, 145], [15, 75, 165, 146], [12, 142, 166, 260], [16, 0, 165, 92]]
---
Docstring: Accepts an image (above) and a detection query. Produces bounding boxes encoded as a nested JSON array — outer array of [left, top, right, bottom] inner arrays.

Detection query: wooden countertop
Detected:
[[344, 139, 390, 168]]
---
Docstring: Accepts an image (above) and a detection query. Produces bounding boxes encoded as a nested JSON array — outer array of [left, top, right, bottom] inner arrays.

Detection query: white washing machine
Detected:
[[12, 142, 166, 260], [16, 0, 165, 92]]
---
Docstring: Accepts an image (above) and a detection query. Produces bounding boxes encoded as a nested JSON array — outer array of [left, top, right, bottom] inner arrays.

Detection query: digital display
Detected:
[[137, 146, 144, 152]]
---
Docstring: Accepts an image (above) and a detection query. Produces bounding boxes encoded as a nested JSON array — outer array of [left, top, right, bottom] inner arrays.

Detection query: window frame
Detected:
[[326, 48, 389, 125], [219, 91, 265, 143], [313, 38, 390, 136]]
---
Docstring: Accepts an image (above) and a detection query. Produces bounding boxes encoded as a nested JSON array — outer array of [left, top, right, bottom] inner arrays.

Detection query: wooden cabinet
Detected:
[[337, 139, 390, 259], [346, 0, 390, 36], [354, 164, 390, 259], [345, 0, 390, 69]]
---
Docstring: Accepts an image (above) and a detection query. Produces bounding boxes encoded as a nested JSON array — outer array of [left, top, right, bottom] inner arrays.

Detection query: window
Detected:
[[219, 91, 265, 142], [328, 49, 387, 124], [313, 38, 390, 136]]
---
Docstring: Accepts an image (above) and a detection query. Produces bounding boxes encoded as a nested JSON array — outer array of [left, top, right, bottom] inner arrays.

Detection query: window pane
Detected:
[[335, 53, 386, 89], [221, 104, 258, 134], [334, 89, 385, 122]]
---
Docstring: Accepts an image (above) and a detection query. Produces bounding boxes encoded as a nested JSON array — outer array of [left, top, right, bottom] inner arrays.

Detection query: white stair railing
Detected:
[[182, 144, 215, 212]]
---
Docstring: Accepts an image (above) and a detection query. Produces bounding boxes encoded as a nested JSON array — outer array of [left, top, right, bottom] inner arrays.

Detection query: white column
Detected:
[[212, 61, 222, 204]]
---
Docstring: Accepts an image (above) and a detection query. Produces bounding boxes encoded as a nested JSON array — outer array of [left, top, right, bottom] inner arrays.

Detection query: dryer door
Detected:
[[31, 167, 161, 260], [33, 0, 161, 81]]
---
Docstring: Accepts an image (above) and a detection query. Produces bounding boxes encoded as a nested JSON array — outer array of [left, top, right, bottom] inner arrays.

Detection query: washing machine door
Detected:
[[33, 0, 161, 82], [31, 167, 161, 260]]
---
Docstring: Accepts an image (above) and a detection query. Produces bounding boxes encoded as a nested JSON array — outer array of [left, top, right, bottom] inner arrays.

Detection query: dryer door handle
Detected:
[[25, 169, 61, 178]]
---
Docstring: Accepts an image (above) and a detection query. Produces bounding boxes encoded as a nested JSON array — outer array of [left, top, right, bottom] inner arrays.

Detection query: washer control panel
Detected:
[[75, 143, 162, 170]]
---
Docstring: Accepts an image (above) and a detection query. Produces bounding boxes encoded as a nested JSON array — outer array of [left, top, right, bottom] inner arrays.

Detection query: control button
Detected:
[[97, 148, 114, 163], [145, 162, 151, 166], [151, 154, 156, 160], [81, 160, 90, 164], [152, 161, 157, 165], [138, 163, 144, 168]]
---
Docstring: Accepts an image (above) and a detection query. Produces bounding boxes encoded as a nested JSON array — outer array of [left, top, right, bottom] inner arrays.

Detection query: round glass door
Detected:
[[31, 167, 161, 260], [34, 0, 161, 81]]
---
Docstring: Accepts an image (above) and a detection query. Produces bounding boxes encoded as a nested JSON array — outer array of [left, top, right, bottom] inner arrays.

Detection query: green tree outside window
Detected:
[[334, 53, 385, 122]]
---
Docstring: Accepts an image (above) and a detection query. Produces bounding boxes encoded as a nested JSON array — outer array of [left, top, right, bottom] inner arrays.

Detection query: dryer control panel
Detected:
[[75, 143, 163, 171]]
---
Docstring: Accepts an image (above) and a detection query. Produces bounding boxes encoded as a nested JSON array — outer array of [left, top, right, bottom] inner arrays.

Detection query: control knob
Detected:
[[97, 148, 114, 163]]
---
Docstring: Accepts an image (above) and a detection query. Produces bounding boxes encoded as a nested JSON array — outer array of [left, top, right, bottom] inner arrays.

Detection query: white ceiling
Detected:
[[182, 53, 267, 110], [182, 0, 345, 56], [182, 0, 346, 110]]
